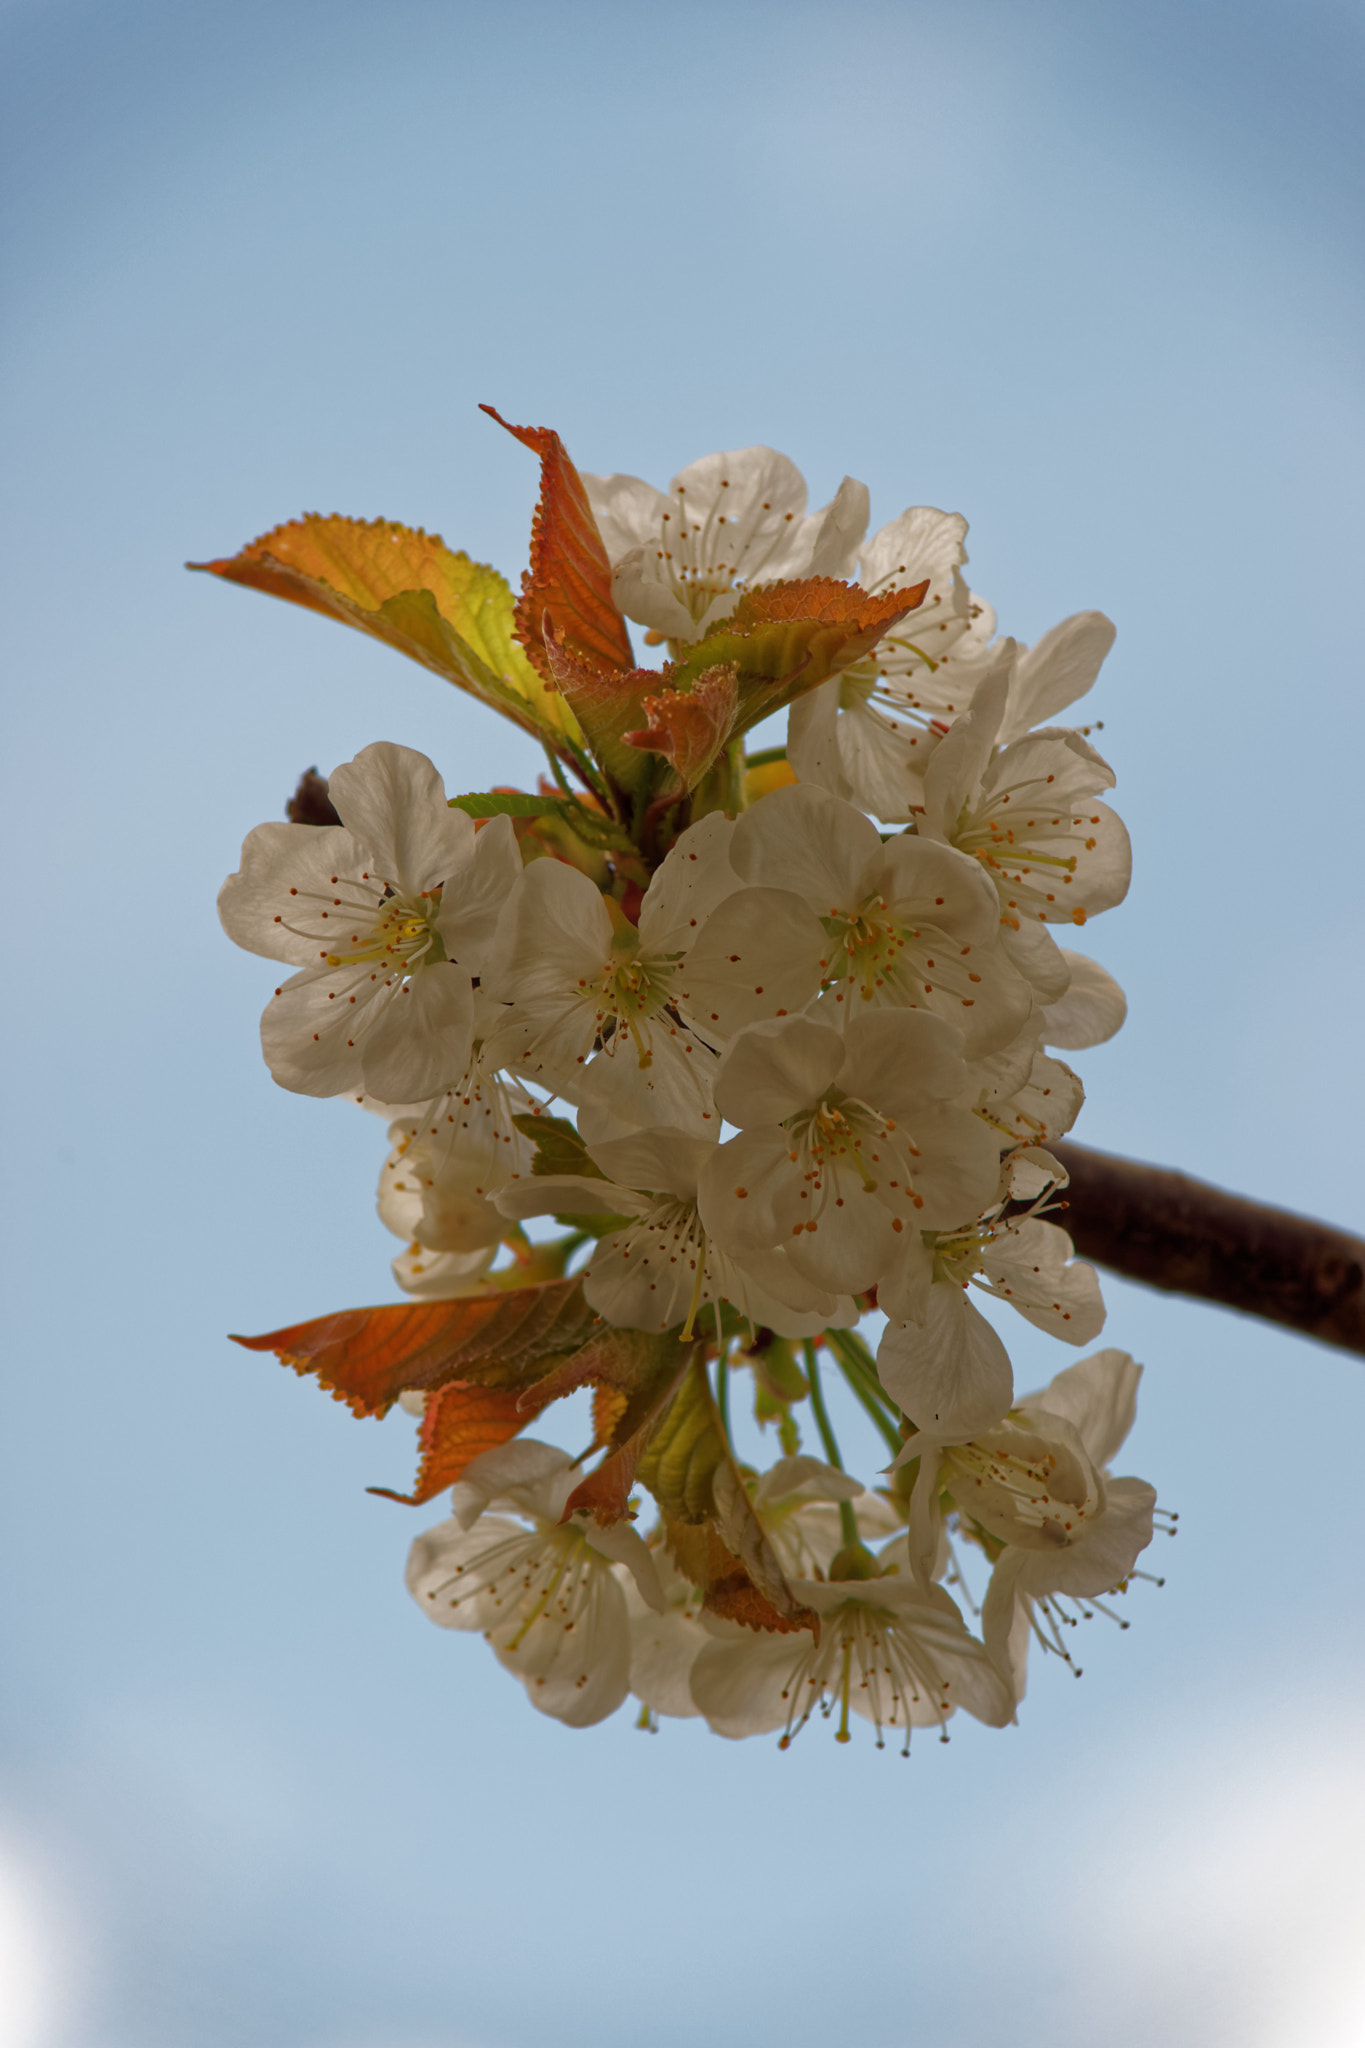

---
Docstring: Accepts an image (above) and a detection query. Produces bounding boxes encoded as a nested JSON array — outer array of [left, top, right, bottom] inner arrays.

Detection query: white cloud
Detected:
[[1061, 1696, 1365, 2048], [0, 1848, 60, 2048]]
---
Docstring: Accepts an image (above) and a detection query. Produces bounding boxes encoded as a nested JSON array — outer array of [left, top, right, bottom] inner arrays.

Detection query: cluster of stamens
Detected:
[[654, 479, 799, 627], [775, 1601, 952, 1755]]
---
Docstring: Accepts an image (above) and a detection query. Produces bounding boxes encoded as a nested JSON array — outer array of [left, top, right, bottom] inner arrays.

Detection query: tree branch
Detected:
[[279, 767, 1365, 1358], [1052, 1142, 1365, 1359]]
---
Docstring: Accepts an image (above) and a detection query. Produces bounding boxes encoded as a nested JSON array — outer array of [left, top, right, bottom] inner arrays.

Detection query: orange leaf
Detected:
[[189, 516, 584, 753], [231, 1278, 601, 1418], [194, 513, 457, 617], [624, 663, 739, 791], [731, 576, 928, 635], [369, 1381, 553, 1505], [480, 406, 635, 680], [666, 1520, 813, 1636], [592, 1382, 631, 1444], [659, 575, 929, 747], [541, 623, 660, 795], [552, 1329, 695, 1525]]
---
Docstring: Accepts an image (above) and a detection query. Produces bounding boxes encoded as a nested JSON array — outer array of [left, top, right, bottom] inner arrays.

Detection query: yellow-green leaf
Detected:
[[511, 1111, 607, 1180], [191, 515, 587, 760], [636, 1362, 727, 1523]]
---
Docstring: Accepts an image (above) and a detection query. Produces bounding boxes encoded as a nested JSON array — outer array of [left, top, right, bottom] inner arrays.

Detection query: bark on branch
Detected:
[[1052, 1142, 1365, 1359], [282, 767, 1365, 1357]]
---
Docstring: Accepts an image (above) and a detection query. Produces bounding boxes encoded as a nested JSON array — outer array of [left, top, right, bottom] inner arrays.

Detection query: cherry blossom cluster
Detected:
[[217, 427, 1166, 1751]]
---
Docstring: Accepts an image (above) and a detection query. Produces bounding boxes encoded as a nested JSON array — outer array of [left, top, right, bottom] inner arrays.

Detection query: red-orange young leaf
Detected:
[[231, 1278, 601, 1418], [624, 663, 739, 791], [369, 1381, 553, 1505], [659, 575, 929, 747], [480, 407, 635, 680], [540, 624, 661, 795], [550, 1329, 695, 1526], [592, 1381, 631, 1444], [666, 1520, 814, 1636], [731, 576, 928, 634]]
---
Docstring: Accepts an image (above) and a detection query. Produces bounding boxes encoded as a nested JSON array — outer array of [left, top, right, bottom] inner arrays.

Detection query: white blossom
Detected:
[[583, 446, 869, 642], [970, 1034, 1087, 1148], [900, 1351, 1156, 1692], [976, 1349, 1157, 1684], [726, 780, 1035, 1056], [481, 819, 825, 1136], [877, 1214, 1105, 1438], [786, 504, 980, 817], [376, 1053, 538, 1257], [218, 743, 520, 1101], [752, 1456, 904, 1579], [388, 1241, 500, 1300], [689, 1570, 1014, 1750], [698, 1009, 1002, 1311], [919, 660, 1132, 950], [406, 1440, 664, 1728], [496, 1124, 852, 1337]]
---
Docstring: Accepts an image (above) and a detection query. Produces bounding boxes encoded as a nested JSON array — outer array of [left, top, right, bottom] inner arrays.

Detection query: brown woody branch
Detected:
[[283, 766, 1365, 1357], [1052, 1142, 1365, 1359]]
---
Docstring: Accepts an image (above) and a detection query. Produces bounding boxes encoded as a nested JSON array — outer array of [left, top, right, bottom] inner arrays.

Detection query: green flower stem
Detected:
[[822, 1329, 904, 1457], [804, 1341, 860, 1550], [541, 742, 576, 798]]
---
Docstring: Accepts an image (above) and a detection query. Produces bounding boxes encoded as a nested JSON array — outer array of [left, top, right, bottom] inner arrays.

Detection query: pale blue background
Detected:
[[3, 3, 1364, 2044]]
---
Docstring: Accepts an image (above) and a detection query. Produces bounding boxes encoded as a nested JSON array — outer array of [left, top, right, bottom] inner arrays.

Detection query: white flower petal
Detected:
[[582, 1520, 666, 1612], [218, 822, 377, 965], [434, 813, 522, 967], [727, 782, 883, 910], [1020, 1348, 1142, 1468], [358, 964, 475, 1105], [697, 1126, 807, 1256], [679, 887, 826, 1039], [1041, 951, 1128, 1049], [997, 611, 1116, 746], [326, 741, 472, 895], [979, 1218, 1106, 1347], [878, 1284, 1014, 1436], [636, 811, 742, 950], [712, 1014, 844, 1127]]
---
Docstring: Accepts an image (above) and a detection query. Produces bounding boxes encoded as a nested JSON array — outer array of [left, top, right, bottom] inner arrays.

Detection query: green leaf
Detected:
[[449, 788, 636, 854], [512, 1111, 608, 1180], [640, 1364, 815, 1627], [636, 1363, 727, 1523], [449, 791, 568, 820], [552, 1212, 631, 1237]]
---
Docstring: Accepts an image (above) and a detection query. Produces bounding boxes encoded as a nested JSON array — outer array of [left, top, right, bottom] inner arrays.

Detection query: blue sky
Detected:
[[2, 3, 1364, 2044]]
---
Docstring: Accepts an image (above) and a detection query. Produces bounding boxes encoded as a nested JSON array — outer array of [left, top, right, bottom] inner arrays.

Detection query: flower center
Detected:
[[783, 1090, 925, 1230], [821, 894, 984, 1017], [944, 1432, 1094, 1552], [594, 949, 679, 1067], [952, 785, 1100, 928], [421, 1517, 597, 1640], [325, 890, 447, 970]]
